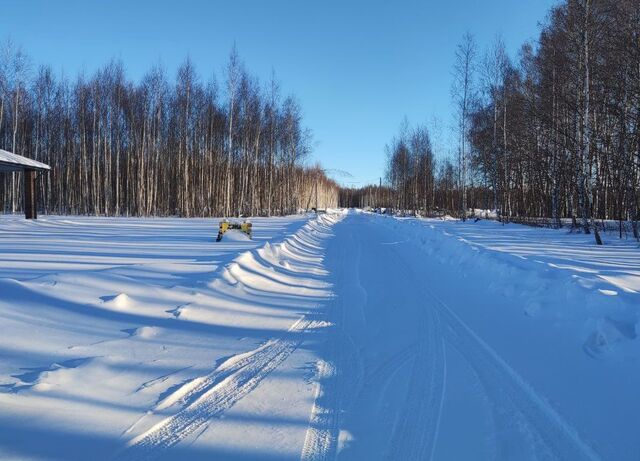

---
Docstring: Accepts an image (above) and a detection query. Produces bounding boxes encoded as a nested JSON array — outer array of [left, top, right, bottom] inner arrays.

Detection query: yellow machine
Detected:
[[216, 220, 252, 241]]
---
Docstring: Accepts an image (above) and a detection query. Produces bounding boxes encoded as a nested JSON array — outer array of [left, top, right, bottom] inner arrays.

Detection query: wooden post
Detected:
[[24, 169, 37, 219]]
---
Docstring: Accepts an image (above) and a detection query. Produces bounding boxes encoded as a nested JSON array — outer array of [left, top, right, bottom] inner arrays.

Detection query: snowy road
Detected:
[[301, 213, 602, 461], [1, 211, 639, 460]]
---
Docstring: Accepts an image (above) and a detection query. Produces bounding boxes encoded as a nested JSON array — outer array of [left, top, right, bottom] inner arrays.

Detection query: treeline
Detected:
[[383, 0, 639, 242], [382, 121, 471, 216], [0, 42, 338, 217]]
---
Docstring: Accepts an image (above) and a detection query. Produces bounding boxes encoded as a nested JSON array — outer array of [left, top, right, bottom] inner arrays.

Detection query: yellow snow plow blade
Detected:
[[216, 220, 252, 241]]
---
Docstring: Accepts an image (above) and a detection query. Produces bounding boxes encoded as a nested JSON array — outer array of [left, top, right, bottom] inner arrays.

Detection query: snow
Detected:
[[365, 214, 640, 459], [0, 213, 337, 460], [0, 149, 51, 171], [1, 210, 639, 460]]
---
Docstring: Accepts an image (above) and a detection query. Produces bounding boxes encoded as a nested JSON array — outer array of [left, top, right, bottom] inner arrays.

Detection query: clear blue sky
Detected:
[[4, 0, 557, 187]]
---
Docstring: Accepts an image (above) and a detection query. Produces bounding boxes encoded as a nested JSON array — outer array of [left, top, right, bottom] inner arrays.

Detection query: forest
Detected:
[[1, 0, 638, 244], [0, 45, 339, 217], [377, 0, 639, 243]]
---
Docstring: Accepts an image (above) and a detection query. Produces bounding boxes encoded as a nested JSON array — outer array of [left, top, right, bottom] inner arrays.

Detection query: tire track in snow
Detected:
[[300, 227, 365, 461], [325, 343, 417, 460], [300, 330, 362, 461], [387, 332, 447, 461], [302, 214, 599, 460], [117, 212, 345, 460], [302, 217, 449, 461], [437, 301, 598, 460], [467, 357, 554, 460], [117, 317, 320, 460], [392, 243, 600, 461], [385, 247, 447, 461]]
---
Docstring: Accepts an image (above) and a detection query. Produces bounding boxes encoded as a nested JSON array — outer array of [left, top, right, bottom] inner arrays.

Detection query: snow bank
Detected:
[[382, 216, 639, 358]]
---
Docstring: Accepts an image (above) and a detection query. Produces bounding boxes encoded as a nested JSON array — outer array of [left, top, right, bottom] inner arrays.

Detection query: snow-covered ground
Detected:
[[1, 211, 639, 460], [0, 213, 339, 460]]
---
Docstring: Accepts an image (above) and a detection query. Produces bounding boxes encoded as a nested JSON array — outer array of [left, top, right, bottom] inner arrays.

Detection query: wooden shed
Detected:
[[0, 149, 51, 219]]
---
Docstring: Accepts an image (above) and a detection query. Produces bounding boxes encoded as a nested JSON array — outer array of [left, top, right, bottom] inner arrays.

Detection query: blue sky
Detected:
[[4, 0, 557, 186]]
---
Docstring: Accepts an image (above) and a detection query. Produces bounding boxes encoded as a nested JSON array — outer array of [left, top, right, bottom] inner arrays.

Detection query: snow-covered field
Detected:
[[0, 213, 335, 460], [1, 211, 639, 460]]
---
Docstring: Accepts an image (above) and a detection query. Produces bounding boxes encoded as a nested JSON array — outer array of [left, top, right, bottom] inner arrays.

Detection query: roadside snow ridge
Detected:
[[116, 212, 343, 460]]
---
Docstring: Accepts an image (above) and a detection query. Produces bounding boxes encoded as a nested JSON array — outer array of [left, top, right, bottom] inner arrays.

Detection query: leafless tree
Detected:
[[0, 43, 339, 217]]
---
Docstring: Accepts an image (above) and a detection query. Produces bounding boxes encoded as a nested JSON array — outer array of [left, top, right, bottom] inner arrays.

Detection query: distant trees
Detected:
[[0, 42, 338, 217], [385, 121, 435, 214], [372, 0, 639, 241]]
